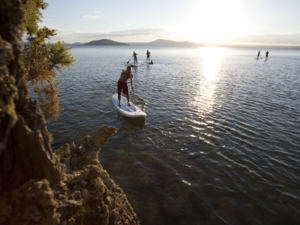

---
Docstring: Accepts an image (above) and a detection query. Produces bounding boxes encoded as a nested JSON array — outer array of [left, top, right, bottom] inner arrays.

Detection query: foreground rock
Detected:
[[0, 1, 139, 224], [0, 126, 139, 225]]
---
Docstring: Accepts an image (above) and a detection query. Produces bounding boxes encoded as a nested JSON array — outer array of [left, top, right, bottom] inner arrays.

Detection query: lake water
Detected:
[[48, 46, 300, 225]]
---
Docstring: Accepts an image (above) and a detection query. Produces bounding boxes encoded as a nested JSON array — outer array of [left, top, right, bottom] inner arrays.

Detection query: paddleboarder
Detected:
[[146, 50, 150, 61], [257, 50, 260, 58], [266, 51, 269, 58], [133, 51, 138, 64], [118, 66, 134, 106]]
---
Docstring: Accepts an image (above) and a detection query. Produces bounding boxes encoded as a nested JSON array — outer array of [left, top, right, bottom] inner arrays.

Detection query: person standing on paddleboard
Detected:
[[266, 51, 269, 58], [146, 50, 150, 61], [257, 50, 260, 58], [133, 51, 138, 64], [118, 66, 134, 106]]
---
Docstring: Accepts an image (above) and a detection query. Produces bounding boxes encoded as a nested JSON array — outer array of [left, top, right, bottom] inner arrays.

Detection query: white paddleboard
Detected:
[[112, 94, 146, 118], [126, 63, 141, 67]]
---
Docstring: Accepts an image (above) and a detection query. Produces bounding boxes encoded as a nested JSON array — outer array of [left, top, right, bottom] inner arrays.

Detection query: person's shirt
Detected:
[[133, 52, 137, 57]]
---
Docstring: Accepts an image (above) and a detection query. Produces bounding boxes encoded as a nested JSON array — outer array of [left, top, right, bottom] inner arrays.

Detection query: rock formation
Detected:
[[0, 1, 139, 224]]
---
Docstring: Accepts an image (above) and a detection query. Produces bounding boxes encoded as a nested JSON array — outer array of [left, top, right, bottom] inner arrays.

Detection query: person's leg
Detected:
[[124, 82, 131, 106], [127, 94, 131, 106]]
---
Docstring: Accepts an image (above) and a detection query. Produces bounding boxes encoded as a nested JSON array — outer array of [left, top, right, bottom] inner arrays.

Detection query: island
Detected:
[[85, 39, 129, 46]]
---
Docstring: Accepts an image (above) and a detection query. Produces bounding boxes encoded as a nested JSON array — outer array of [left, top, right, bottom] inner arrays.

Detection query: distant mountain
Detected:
[[144, 39, 200, 47], [85, 39, 128, 46]]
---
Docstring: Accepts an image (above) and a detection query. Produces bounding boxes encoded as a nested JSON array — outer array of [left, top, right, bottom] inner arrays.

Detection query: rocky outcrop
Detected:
[[0, 126, 139, 225], [0, 1, 139, 224]]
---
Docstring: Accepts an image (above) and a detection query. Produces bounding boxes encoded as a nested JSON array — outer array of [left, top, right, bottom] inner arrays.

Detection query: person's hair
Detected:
[[127, 66, 131, 70]]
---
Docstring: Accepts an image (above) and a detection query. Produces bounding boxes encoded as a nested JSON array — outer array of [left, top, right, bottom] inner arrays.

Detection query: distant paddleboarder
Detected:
[[146, 50, 150, 61], [265, 51, 269, 58], [118, 66, 134, 106], [133, 51, 138, 64], [257, 50, 260, 59]]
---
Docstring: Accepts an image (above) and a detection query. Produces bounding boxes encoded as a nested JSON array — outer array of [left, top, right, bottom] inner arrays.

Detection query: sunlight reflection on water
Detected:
[[190, 47, 226, 115]]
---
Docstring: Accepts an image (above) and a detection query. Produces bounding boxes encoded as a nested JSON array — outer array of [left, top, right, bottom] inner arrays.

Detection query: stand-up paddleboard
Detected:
[[126, 63, 141, 67], [112, 94, 146, 118], [144, 60, 154, 64]]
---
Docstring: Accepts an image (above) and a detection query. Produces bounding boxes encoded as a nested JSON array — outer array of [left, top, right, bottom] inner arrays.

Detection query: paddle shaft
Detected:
[[132, 89, 135, 105], [127, 56, 133, 64]]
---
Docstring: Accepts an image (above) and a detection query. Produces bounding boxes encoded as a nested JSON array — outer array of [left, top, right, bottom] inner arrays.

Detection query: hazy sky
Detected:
[[39, 0, 300, 45]]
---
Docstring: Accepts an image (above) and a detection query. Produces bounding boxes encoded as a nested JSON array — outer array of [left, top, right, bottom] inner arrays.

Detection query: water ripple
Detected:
[[49, 46, 300, 225]]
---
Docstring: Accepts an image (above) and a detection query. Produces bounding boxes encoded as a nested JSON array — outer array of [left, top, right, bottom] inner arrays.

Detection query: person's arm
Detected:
[[130, 73, 134, 90]]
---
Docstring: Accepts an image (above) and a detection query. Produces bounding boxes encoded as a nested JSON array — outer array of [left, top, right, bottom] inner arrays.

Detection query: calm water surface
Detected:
[[49, 46, 300, 224]]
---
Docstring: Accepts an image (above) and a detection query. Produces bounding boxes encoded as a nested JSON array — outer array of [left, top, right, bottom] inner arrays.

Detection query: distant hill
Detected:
[[144, 39, 200, 47], [85, 39, 128, 46]]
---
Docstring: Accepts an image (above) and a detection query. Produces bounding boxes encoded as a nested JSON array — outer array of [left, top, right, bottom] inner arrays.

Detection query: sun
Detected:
[[182, 0, 249, 43]]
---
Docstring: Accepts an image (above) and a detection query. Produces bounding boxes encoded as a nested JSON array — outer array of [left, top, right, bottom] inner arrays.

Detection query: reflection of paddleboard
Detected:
[[126, 63, 141, 67], [254, 57, 262, 59], [112, 94, 146, 118]]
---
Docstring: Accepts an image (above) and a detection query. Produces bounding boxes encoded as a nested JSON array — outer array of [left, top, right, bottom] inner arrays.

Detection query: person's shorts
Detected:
[[118, 80, 129, 95]]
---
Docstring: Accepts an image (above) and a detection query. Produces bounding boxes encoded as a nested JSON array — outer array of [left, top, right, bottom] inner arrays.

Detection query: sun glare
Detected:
[[183, 0, 248, 43]]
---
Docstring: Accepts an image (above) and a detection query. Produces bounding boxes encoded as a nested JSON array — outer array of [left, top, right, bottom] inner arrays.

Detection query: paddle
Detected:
[[132, 89, 136, 105], [127, 56, 133, 64]]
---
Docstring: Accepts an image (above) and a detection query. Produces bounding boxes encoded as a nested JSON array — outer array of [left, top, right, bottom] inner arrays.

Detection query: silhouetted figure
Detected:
[[133, 51, 138, 64], [146, 50, 150, 61]]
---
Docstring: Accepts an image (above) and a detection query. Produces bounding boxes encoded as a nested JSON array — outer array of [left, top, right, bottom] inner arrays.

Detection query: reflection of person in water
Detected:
[[257, 50, 260, 58], [133, 51, 138, 64], [265, 51, 269, 58]]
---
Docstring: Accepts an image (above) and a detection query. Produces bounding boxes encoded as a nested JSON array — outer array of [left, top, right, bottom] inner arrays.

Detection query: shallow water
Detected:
[[48, 46, 300, 224]]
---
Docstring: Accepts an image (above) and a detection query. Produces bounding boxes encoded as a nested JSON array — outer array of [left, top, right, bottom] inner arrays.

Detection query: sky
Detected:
[[39, 0, 300, 46]]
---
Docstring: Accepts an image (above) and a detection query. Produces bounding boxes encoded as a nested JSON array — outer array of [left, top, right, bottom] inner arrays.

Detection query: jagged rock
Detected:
[[53, 130, 140, 225], [0, 1, 140, 224]]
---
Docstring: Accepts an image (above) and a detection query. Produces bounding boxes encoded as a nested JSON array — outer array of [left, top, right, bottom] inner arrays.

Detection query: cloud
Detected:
[[82, 15, 103, 19], [84, 28, 166, 39], [43, 18, 53, 21], [53, 28, 167, 40], [47, 26, 300, 45], [93, 11, 102, 14]]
